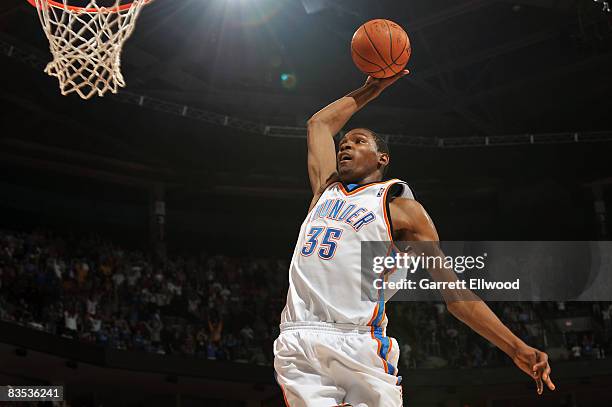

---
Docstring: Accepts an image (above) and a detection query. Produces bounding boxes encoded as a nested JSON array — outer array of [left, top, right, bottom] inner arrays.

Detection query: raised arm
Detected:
[[389, 198, 556, 395], [306, 71, 408, 203]]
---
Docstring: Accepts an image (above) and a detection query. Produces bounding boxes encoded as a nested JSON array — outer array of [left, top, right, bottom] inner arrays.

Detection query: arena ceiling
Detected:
[[0, 0, 611, 196], [0, 0, 611, 253], [2, 0, 612, 133]]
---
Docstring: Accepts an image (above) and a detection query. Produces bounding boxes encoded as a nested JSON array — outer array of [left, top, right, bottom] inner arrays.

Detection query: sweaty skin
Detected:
[[305, 71, 556, 394]]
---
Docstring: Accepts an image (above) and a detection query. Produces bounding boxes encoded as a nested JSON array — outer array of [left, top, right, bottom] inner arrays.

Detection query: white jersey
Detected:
[[280, 178, 414, 330]]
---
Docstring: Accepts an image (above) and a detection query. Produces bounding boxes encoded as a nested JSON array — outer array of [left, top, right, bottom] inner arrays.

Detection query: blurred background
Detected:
[[1, 0, 612, 406]]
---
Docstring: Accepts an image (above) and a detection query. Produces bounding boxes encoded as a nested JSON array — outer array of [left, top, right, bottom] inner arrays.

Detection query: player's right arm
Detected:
[[306, 70, 409, 205], [390, 198, 556, 395]]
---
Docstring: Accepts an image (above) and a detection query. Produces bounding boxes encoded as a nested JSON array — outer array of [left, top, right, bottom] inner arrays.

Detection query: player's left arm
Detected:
[[389, 197, 556, 395]]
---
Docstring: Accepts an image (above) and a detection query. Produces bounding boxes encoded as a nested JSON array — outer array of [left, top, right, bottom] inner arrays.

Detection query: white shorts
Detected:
[[273, 322, 403, 407]]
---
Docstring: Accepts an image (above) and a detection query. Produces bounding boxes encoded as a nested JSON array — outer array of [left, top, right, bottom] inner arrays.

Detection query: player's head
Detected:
[[337, 128, 390, 183]]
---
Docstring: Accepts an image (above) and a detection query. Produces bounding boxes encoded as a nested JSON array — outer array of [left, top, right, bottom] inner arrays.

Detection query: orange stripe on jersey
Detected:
[[280, 384, 291, 407], [382, 183, 394, 241], [367, 303, 379, 326]]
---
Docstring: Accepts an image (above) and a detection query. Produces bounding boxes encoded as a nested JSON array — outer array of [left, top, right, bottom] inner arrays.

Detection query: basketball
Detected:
[[351, 19, 411, 79]]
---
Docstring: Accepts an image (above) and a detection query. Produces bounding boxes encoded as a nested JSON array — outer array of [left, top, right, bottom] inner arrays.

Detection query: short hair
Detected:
[[339, 128, 390, 156], [365, 128, 390, 156]]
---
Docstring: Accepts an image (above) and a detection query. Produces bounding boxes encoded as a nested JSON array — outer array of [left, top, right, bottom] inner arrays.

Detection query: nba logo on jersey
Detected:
[[376, 187, 385, 197]]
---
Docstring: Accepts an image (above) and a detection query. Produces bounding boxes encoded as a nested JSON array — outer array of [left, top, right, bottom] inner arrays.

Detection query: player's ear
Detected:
[[378, 152, 390, 167]]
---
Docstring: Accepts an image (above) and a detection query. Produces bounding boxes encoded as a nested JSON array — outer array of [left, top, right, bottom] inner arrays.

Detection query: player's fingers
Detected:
[[531, 352, 543, 395], [393, 70, 409, 80], [535, 375, 543, 395], [532, 352, 547, 372], [383, 72, 406, 86], [533, 355, 549, 376], [533, 360, 548, 372], [542, 364, 555, 390], [542, 364, 551, 381], [545, 374, 556, 391]]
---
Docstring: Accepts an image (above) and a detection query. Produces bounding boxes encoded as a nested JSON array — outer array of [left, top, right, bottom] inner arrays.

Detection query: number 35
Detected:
[[300, 226, 343, 260]]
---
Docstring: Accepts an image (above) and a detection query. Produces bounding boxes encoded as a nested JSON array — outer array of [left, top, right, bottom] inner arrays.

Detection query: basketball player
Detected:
[[274, 71, 555, 407]]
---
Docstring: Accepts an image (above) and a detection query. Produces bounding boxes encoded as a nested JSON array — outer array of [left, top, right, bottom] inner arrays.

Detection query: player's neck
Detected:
[[342, 173, 383, 186]]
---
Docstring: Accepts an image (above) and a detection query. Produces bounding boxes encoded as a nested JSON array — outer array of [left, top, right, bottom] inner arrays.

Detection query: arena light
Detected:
[[280, 72, 297, 90], [593, 0, 611, 12]]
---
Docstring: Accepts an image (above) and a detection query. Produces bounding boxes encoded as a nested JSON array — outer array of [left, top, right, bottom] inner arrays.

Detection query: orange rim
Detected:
[[26, 0, 149, 13]]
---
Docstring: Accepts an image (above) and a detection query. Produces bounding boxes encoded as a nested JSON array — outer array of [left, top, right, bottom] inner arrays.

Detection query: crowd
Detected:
[[1, 228, 611, 370], [0, 229, 285, 366], [389, 300, 611, 370]]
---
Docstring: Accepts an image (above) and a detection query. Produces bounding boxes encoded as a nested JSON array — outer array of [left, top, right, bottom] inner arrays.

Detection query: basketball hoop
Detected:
[[26, 0, 150, 99]]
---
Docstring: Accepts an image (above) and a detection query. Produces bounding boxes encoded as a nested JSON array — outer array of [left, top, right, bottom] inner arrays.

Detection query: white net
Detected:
[[31, 0, 147, 99]]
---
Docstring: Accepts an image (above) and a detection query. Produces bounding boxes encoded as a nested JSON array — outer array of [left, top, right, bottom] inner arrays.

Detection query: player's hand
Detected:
[[365, 69, 409, 95], [512, 344, 556, 395]]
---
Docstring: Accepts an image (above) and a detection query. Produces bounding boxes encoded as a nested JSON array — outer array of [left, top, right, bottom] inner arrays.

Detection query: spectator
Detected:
[[86, 294, 98, 316], [87, 313, 102, 334], [63, 308, 79, 338], [208, 315, 223, 346]]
